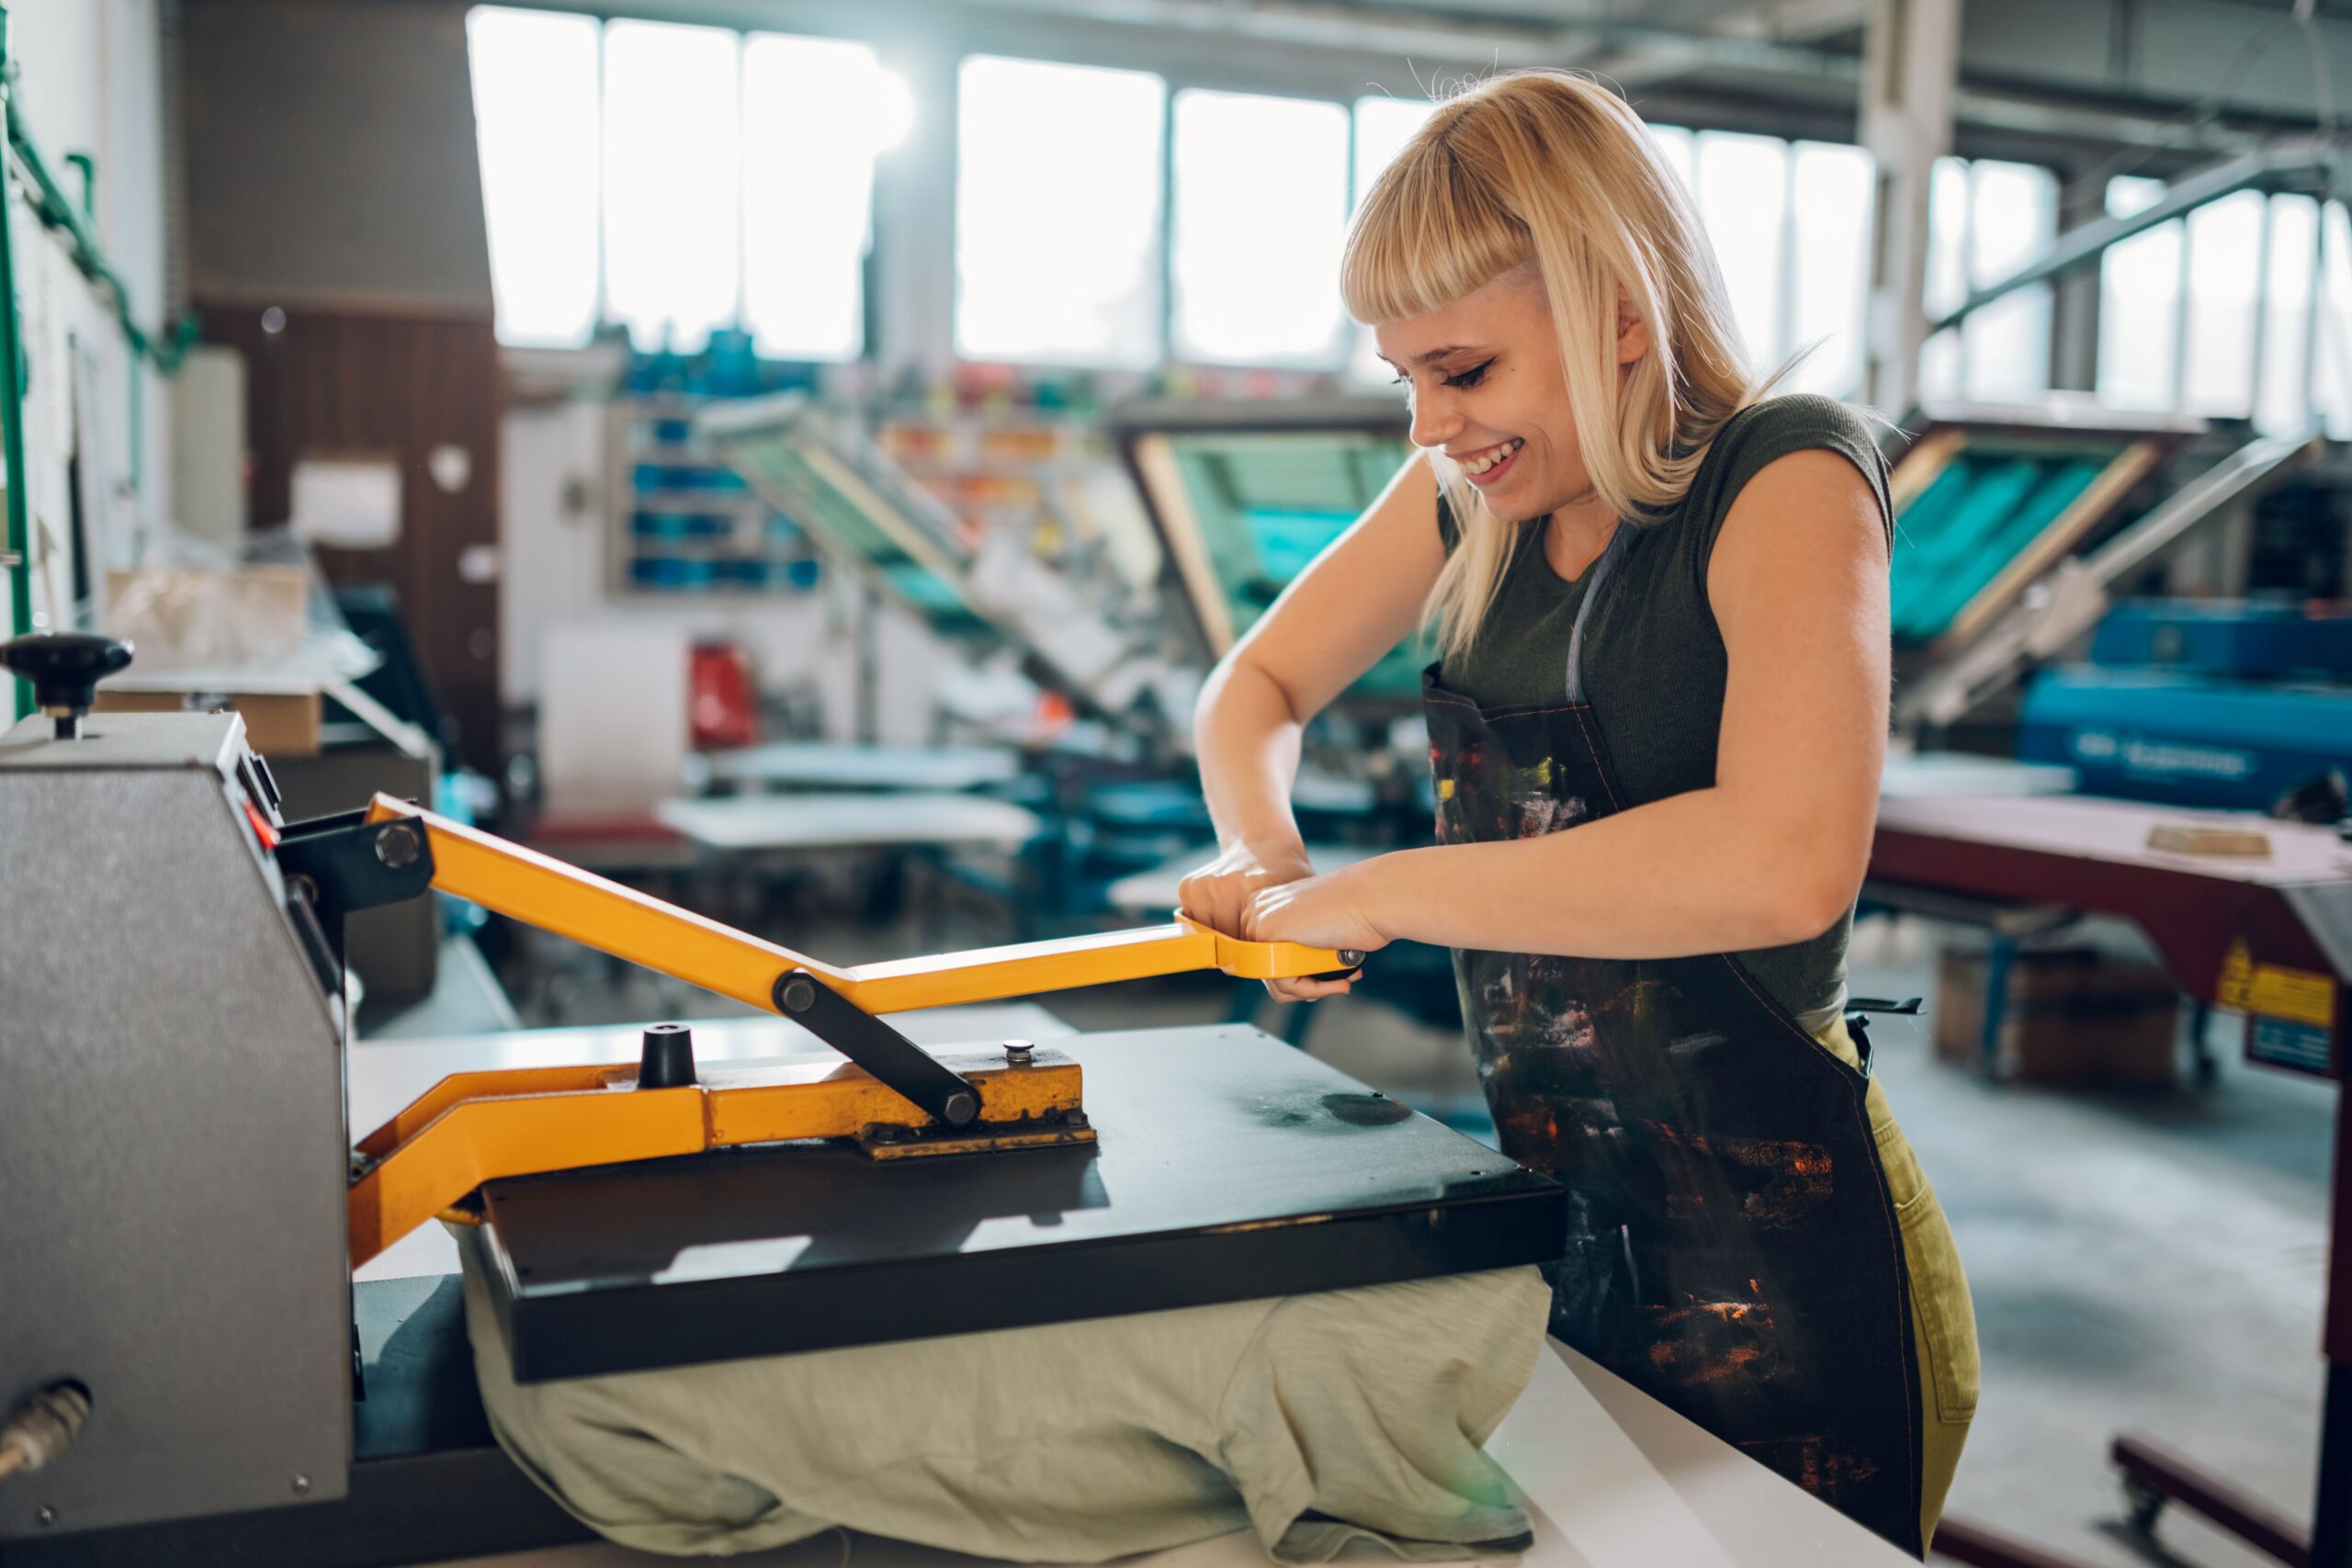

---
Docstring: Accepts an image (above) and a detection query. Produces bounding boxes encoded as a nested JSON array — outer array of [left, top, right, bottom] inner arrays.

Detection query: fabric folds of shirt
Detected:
[[456, 1239, 1551, 1563]]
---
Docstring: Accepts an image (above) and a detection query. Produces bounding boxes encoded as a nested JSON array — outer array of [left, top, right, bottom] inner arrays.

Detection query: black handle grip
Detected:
[[1, 633, 133, 739]]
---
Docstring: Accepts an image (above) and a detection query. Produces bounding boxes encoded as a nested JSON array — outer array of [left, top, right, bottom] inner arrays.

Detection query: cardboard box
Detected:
[[105, 564, 311, 668], [1935, 945, 2182, 1087], [94, 687, 322, 758]]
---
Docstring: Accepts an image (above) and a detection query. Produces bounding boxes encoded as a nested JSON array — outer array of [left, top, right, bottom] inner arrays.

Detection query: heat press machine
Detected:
[[0, 634, 1563, 1567]]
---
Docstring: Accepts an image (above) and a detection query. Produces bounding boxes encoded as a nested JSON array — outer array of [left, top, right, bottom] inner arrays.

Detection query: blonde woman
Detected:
[[1177, 71, 1978, 1557]]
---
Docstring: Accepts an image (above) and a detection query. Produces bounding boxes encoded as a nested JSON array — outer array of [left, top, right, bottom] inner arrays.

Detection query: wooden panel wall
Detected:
[[199, 303, 503, 774]]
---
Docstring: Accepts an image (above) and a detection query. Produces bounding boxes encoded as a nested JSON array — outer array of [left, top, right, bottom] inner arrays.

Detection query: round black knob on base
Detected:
[[0, 633, 133, 739], [638, 1023, 697, 1089]]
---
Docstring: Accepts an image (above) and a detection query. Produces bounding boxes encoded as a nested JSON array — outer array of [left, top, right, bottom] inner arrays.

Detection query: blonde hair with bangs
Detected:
[[1342, 71, 1763, 661]]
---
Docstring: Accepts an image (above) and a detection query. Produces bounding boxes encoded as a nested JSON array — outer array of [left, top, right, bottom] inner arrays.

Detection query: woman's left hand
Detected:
[[1242, 862, 1392, 963]]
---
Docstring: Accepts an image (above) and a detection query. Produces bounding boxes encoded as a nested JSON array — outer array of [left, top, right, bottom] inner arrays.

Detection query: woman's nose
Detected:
[[1408, 389, 1462, 450]]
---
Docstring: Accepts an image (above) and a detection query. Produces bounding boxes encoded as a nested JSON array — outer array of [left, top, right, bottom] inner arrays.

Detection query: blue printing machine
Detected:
[[2089, 599, 2352, 678], [2019, 600, 2352, 811]]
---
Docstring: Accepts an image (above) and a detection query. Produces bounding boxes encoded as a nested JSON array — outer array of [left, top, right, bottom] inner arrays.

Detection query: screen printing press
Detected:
[[0, 638, 1915, 1568]]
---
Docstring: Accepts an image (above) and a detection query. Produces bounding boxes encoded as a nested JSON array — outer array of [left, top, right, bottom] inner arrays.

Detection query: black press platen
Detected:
[[0, 631, 134, 739], [638, 1024, 698, 1089]]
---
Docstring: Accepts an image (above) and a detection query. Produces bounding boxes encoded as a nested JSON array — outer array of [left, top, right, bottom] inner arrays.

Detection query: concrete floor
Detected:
[[501, 894, 2335, 1568]]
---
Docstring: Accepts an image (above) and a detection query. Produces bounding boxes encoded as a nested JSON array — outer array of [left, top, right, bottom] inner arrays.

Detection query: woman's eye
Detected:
[[1443, 360, 1495, 389]]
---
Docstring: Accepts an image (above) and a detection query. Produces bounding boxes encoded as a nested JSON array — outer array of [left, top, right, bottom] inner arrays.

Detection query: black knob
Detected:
[[0, 633, 132, 739], [638, 1023, 697, 1089]]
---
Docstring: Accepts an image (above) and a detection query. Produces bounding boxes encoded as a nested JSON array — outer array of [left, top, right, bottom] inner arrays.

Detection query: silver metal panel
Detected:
[[0, 714, 353, 1537]]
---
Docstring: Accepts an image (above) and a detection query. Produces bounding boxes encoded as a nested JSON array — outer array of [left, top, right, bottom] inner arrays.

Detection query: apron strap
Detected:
[[1563, 521, 1636, 704]]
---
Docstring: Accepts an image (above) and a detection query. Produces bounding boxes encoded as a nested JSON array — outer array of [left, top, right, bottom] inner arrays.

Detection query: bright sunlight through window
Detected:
[[468, 7, 599, 348], [1172, 89, 1351, 367], [742, 34, 895, 360], [956, 57, 1165, 369], [603, 20, 741, 352], [469, 8, 889, 357]]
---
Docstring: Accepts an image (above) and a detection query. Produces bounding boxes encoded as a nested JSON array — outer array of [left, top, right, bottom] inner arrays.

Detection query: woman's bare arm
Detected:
[[1182, 455, 1446, 992], [1245, 449, 1889, 960]]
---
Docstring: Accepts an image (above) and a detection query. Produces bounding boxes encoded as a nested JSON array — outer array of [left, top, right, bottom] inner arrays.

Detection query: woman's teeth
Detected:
[[1463, 439, 1523, 476]]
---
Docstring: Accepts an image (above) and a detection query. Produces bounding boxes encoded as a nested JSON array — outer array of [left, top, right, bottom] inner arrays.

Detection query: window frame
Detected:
[[467, 5, 884, 363]]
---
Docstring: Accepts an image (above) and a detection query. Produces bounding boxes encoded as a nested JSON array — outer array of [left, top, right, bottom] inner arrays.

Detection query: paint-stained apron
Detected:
[[1423, 528, 1928, 1555]]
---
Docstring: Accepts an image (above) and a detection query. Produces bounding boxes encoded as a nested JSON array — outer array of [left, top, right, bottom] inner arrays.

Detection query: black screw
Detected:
[[779, 976, 816, 1013], [942, 1089, 978, 1125], [374, 822, 422, 870]]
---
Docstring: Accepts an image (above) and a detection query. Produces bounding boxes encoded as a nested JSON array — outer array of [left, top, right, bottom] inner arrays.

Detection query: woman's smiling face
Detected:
[[1374, 264, 1646, 525]]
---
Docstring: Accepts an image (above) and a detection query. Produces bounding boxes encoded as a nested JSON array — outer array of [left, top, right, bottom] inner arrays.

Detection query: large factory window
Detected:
[[2326, 204, 2352, 437], [2182, 190, 2268, 418], [956, 56, 1166, 369], [742, 35, 899, 361], [1919, 157, 2059, 405], [2098, 175, 2185, 412], [2098, 178, 2344, 435], [468, 7, 600, 348], [467, 7, 887, 357], [1693, 131, 1791, 370], [603, 20, 742, 354], [1961, 160, 2059, 401], [2256, 195, 2323, 436], [1651, 125, 1872, 398], [1352, 94, 1433, 203], [1170, 89, 1351, 366], [1787, 141, 1874, 397]]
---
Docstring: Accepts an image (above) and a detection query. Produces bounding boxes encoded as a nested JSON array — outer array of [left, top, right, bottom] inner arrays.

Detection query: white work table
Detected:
[[653, 791, 1045, 852], [692, 741, 1026, 795], [361, 1012, 1915, 1568]]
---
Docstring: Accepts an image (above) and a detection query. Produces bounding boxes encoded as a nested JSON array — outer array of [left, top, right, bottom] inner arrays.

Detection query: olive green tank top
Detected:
[[1436, 393, 1895, 1031]]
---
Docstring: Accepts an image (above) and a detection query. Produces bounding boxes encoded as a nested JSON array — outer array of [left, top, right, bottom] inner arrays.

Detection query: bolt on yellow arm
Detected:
[[360, 795, 1359, 1014]]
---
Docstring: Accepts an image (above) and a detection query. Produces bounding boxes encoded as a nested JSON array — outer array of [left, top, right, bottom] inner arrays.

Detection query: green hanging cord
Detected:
[[0, 6, 38, 722]]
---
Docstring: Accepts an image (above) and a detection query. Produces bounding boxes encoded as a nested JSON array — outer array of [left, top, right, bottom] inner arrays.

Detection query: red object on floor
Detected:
[[689, 642, 758, 750]]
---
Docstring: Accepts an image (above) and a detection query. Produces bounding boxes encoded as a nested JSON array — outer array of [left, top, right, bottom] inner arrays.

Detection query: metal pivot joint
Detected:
[[773, 968, 980, 1127], [276, 810, 438, 924]]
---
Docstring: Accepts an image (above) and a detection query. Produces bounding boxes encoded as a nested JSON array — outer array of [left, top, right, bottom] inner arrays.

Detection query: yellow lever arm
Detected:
[[361, 795, 1357, 1013]]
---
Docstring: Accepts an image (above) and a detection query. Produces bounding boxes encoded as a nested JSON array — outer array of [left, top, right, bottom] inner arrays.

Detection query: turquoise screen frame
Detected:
[[1159, 430, 1425, 704]]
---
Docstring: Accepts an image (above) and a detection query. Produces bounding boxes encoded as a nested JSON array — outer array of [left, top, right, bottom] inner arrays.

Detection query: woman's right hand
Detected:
[[1178, 841, 1355, 1003]]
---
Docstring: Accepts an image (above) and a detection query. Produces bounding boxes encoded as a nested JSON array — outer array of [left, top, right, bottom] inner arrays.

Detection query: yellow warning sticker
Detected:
[[2216, 941, 2338, 1028], [2249, 964, 2337, 1029], [2216, 941, 2254, 1011]]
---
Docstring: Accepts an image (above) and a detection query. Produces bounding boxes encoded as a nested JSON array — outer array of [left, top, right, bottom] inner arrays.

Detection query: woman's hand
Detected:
[[1178, 840, 1348, 1003], [1241, 862, 1391, 1002], [1179, 839, 1311, 939]]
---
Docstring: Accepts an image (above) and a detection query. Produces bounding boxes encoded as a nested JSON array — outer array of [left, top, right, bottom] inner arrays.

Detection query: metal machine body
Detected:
[[0, 698, 1560, 1563], [0, 713, 355, 1539]]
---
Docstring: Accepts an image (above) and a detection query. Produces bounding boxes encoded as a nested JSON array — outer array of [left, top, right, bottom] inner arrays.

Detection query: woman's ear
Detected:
[[1614, 294, 1651, 366]]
